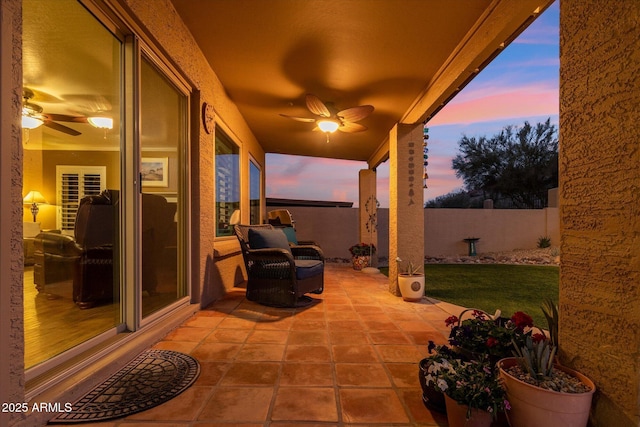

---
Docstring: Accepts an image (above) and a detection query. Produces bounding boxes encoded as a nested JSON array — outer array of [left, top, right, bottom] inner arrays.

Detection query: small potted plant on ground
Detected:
[[348, 242, 376, 270], [497, 300, 595, 427], [396, 257, 425, 301], [423, 348, 509, 427]]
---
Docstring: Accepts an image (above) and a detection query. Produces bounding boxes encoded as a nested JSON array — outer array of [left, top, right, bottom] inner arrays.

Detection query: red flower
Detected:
[[511, 311, 533, 329], [532, 333, 547, 343], [445, 315, 459, 328], [486, 337, 498, 347]]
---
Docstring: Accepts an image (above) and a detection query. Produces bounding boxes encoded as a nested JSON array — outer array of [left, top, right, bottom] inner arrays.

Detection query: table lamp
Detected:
[[23, 190, 48, 222]]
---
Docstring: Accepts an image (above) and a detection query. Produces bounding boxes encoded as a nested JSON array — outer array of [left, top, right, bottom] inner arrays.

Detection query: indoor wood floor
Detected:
[[23, 267, 118, 369]]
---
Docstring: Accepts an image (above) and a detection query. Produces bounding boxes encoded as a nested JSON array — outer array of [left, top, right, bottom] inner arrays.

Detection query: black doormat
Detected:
[[49, 349, 200, 423]]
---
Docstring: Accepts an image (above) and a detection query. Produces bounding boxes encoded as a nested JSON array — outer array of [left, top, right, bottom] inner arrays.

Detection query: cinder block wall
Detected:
[[560, 1, 640, 426], [281, 206, 559, 262]]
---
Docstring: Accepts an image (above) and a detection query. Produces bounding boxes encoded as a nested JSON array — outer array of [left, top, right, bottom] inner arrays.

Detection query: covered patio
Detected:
[[124, 264, 459, 425]]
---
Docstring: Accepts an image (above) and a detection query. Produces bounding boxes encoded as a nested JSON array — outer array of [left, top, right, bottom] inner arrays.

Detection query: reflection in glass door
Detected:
[[140, 55, 187, 318], [22, 0, 122, 369]]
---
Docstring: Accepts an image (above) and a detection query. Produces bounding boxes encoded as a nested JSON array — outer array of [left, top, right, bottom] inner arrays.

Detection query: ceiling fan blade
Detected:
[[338, 122, 367, 133], [305, 94, 331, 118], [337, 105, 374, 123], [279, 113, 316, 123], [44, 113, 88, 124], [43, 120, 81, 136]]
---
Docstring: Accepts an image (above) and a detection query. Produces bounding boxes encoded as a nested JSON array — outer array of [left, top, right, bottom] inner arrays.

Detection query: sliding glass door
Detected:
[[22, 0, 123, 369]]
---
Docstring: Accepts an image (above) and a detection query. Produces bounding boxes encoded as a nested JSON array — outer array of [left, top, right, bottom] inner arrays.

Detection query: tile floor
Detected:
[[62, 264, 467, 426]]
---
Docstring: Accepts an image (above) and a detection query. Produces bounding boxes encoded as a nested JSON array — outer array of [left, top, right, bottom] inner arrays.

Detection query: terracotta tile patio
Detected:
[[64, 264, 468, 426]]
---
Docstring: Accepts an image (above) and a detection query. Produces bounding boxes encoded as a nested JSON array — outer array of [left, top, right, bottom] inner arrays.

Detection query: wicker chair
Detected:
[[234, 224, 324, 307]]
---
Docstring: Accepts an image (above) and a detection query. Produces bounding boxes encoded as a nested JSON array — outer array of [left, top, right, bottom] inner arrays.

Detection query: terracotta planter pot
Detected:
[[398, 274, 424, 301], [351, 256, 370, 270], [498, 357, 595, 427], [444, 394, 493, 427]]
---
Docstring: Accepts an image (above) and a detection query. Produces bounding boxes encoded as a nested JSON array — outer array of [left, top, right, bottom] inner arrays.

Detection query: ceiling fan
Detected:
[[22, 88, 86, 136], [280, 94, 374, 141]]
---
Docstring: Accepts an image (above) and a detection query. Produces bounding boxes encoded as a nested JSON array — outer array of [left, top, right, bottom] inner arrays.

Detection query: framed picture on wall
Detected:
[[141, 157, 168, 187]]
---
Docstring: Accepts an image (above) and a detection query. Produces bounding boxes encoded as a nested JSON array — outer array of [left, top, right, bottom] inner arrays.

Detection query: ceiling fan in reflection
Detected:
[[22, 88, 113, 135]]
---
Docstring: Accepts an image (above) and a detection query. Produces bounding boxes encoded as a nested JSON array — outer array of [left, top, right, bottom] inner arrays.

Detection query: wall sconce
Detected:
[[23, 190, 48, 222]]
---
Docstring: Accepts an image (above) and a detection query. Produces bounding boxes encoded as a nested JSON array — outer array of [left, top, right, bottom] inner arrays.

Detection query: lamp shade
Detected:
[[23, 190, 48, 205]]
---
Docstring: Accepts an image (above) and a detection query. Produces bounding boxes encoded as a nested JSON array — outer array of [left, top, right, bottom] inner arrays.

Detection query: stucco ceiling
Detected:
[[171, 0, 553, 165]]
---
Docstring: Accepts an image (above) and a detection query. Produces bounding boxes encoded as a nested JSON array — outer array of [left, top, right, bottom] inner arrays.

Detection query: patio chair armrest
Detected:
[[291, 245, 324, 261], [246, 248, 295, 264]]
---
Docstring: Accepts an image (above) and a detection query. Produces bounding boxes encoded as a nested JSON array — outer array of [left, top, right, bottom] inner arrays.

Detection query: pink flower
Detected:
[[472, 310, 487, 320], [486, 337, 498, 347], [504, 399, 511, 411]]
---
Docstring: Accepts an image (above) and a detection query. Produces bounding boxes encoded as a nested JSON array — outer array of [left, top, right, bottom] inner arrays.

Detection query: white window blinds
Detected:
[[56, 165, 106, 232]]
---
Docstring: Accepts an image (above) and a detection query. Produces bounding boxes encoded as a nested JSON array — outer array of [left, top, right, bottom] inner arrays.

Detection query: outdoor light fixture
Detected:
[[317, 119, 339, 133], [23, 190, 48, 222], [22, 114, 44, 129], [88, 116, 113, 129]]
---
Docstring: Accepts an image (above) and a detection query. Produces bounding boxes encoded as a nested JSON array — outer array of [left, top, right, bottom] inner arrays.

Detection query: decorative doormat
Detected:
[[49, 349, 200, 423]]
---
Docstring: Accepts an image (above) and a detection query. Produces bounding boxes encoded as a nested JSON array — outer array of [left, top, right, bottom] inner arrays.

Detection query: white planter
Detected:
[[398, 274, 425, 301]]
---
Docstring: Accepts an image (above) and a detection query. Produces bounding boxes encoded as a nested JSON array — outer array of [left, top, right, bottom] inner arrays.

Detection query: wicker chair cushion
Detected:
[[248, 228, 292, 253], [294, 259, 323, 280]]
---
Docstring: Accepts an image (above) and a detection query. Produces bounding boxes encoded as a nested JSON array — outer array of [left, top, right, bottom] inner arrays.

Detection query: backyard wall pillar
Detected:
[[388, 123, 424, 296], [560, 1, 640, 426], [358, 168, 378, 267]]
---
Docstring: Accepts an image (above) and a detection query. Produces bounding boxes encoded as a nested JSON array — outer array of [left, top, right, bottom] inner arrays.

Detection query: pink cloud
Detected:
[[429, 85, 558, 126]]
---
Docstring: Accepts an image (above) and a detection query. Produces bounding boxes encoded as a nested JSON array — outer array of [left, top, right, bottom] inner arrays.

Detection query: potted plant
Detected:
[[423, 348, 509, 427], [396, 257, 424, 301], [419, 309, 534, 421], [497, 300, 595, 427], [348, 242, 376, 270]]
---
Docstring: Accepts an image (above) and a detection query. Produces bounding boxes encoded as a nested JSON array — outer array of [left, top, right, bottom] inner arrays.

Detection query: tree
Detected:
[[451, 118, 558, 208]]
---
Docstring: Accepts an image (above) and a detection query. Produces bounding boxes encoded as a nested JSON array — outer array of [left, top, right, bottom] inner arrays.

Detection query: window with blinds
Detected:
[[56, 165, 106, 233]]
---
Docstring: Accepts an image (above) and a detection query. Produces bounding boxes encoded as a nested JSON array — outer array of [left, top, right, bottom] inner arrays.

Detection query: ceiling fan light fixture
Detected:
[[22, 114, 43, 129], [317, 119, 339, 133], [88, 116, 113, 129]]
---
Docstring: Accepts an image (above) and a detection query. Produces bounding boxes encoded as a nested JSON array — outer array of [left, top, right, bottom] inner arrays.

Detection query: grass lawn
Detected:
[[381, 264, 558, 327]]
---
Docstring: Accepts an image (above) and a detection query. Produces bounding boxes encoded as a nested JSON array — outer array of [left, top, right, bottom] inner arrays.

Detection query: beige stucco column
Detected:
[[388, 123, 424, 295], [358, 168, 378, 267]]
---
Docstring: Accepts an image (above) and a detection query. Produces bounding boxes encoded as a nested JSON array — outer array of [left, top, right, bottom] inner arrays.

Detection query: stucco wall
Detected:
[[560, 1, 640, 426], [123, 0, 264, 306], [283, 206, 559, 261]]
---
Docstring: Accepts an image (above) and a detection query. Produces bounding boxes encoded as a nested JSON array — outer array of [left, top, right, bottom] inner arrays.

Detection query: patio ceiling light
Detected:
[[317, 119, 339, 133]]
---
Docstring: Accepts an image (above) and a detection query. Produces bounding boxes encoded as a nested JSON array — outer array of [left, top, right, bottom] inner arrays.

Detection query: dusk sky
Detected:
[[266, 1, 559, 208]]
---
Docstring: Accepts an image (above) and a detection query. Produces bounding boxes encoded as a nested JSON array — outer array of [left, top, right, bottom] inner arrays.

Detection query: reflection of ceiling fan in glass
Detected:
[[280, 94, 374, 142], [22, 88, 114, 136]]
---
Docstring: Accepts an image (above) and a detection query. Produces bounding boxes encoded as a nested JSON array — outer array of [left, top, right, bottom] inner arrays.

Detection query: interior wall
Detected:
[[560, 1, 640, 426]]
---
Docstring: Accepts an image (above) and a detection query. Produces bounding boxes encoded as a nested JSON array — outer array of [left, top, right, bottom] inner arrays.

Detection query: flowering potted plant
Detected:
[[348, 242, 376, 270], [419, 309, 533, 418], [396, 257, 424, 301], [447, 309, 534, 364], [497, 301, 595, 427], [423, 346, 509, 427]]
